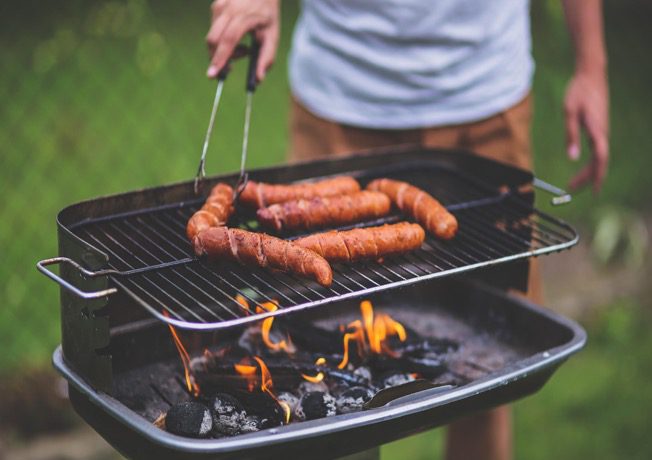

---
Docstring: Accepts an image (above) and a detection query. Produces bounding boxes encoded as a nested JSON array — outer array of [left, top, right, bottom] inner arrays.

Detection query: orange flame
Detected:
[[302, 357, 326, 383], [163, 311, 200, 397], [338, 300, 407, 368], [253, 356, 291, 424], [235, 294, 250, 313], [337, 320, 366, 369], [235, 295, 291, 353]]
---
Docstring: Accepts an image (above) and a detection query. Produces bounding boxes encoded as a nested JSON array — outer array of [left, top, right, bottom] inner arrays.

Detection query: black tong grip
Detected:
[[246, 33, 261, 92]]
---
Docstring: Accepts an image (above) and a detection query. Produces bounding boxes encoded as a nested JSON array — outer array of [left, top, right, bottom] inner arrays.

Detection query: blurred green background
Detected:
[[1, 1, 650, 459]]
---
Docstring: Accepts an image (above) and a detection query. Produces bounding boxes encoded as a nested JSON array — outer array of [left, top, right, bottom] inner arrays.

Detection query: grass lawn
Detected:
[[2, 1, 651, 458]]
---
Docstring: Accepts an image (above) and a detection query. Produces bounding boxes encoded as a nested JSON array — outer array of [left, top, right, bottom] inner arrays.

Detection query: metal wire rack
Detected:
[[46, 164, 577, 331]]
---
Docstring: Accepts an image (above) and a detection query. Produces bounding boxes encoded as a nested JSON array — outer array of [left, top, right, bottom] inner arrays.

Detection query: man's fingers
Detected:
[[585, 117, 609, 194], [564, 104, 581, 161], [206, 14, 230, 77], [208, 18, 247, 78], [256, 26, 279, 81], [568, 162, 594, 191]]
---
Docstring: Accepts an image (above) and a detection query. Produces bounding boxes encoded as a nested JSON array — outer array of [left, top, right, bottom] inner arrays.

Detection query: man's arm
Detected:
[[561, 0, 609, 193]]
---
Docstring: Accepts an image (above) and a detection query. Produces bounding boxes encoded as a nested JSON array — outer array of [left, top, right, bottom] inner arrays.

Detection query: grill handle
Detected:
[[533, 177, 572, 205], [36, 257, 117, 299]]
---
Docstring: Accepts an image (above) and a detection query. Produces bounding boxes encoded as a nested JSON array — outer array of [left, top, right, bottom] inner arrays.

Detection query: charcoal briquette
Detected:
[[295, 391, 337, 421], [277, 392, 300, 413], [165, 401, 212, 438], [211, 393, 247, 436], [240, 415, 262, 433], [336, 387, 374, 414]]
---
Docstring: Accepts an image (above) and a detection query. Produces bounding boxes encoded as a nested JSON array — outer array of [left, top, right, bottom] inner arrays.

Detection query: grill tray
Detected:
[[48, 148, 578, 331], [53, 278, 586, 460]]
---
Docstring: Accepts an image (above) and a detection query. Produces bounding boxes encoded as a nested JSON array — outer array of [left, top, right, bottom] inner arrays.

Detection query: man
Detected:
[[205, 1, 609, 459]]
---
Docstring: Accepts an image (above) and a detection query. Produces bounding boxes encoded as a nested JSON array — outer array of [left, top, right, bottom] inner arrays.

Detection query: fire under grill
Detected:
[[45, 154, 577, 331]]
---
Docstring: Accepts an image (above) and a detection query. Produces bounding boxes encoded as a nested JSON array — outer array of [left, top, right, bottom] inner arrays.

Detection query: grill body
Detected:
[[54, 278, 585, 460], [46, 146, 586, 458], [51, 147, 576, 392]]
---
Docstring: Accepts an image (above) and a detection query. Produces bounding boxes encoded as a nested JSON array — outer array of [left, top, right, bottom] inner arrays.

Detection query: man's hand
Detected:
[[564, 68, 609, 193], [206, 0, 280, 81]]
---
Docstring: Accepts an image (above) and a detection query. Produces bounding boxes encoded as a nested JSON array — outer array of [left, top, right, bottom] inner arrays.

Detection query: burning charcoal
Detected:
[[381, 373, 416, 389], [165, 402, 213, 438], [240, 416, 262, 434], [295, 392, 337, 421], [257, 398, 286, 429], [277, 392, 300, 414], [298, 380, 329, 395], [336, 387, 374, 414], [211, 393, 247, 436], [353, 366, 372, 384]]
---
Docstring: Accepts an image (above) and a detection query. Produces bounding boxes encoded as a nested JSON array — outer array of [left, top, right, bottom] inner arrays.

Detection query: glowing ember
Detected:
[[338, 300, 407, 368], [234, 360, 258, 392], [163, 311, 200, 397]]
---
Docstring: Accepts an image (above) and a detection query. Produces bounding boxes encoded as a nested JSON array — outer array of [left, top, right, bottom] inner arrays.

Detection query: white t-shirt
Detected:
[[289, 0, 534, 129]]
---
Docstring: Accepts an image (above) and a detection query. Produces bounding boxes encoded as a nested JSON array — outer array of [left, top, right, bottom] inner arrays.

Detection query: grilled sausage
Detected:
[[193, 227, 333, 287], [240, 176, 361, 208], [366, 179, 458, 239], [256, 191, 391, 233], [294, 222, 425, 263], [186, 183, 234, 240]]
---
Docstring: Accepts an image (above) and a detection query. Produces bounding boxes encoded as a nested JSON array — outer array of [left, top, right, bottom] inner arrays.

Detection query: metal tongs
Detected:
[[194, 33, 261, 202]]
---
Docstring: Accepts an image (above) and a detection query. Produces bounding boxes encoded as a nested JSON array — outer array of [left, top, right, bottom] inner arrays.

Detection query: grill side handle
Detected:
[[36, 257, 118, 299], [533, 177, 572, 205]]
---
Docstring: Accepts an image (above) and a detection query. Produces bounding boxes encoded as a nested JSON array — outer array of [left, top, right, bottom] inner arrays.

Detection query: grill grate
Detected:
[[70, 166, 577, 330]]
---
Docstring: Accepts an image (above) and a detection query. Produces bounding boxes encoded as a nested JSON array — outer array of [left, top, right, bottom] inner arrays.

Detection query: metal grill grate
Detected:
[[69, 166, 577, 330]]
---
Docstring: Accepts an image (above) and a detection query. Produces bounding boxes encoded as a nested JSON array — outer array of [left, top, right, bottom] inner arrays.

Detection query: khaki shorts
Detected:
[[288, 94, 542, 302]]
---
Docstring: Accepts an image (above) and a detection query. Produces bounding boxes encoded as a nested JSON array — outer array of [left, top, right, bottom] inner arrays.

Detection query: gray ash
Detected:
[[298, 380, 329, 395], [336, 387, 374, 414], [381, 373, 417, 389], [165, 402, 212, 438], [277, 392, 300, 414], [211, 393, 247, 436], [240, 416, 263, 434], [295, 391, 337, 421], [352, 366, 372, 384]]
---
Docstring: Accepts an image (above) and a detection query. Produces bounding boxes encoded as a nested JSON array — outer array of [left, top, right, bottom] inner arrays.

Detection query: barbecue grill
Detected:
[[39, 147, 585, 459]]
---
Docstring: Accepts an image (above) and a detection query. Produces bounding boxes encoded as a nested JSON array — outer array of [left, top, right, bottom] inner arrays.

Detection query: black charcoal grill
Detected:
[[39, 147, 585, 459]]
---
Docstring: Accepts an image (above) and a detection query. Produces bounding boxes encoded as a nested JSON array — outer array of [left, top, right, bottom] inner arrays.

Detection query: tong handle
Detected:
[[246, 33, 261, 92], [36, 257, 117, 299]]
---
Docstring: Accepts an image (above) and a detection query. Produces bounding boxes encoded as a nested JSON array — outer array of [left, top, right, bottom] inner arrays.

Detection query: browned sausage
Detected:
[[186, 183, 234, 240], [193, 227, 333, 287], [256, 191, 391, 232], [366, 179, 458, 239], [240, 176, 361, 208], [294, 222, 425, 263]]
